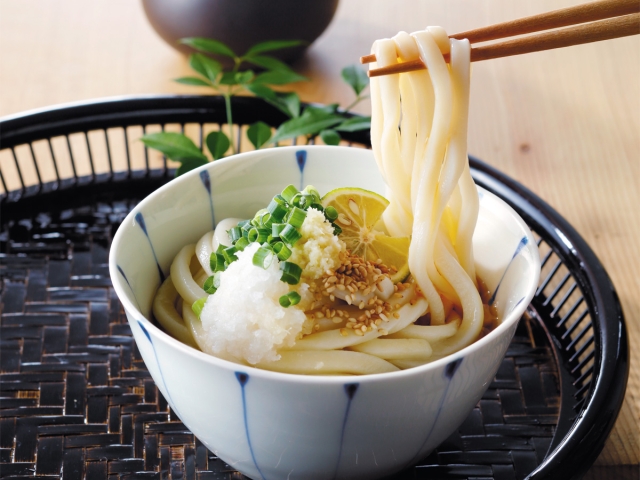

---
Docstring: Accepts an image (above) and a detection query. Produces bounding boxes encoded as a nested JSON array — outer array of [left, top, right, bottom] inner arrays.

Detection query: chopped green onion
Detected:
[[280, 261, 302, 285], [267, 198, 288, 221], [216, 244, 227, 254], [216, 253, 226, 271], [234, 237, 250, 251], [310, 203, 324, 213], [273, 241, 292, 261], [203, 276, 217, 294], [333, 224, 343, 236], [281, 184, 299, 203], [280, 224, 302, 246], [325, 206, 338, 221], [192, 297, 207, 318], [286, 207, 307, 228], [223, 246, 238, 263], [290, 193, 304, 209], [253, 245, 275, 269], [213, 271, 222, 288], [260, 212, 273, 228], [302, 185, 321, 203], [229, 226, 242, 243], [256, 227, 270, 243], [237, 219, 250, 228], [302, 194, 316, 208], [248, 228, 259, 242], [279, 291, 301, 308], [272, 223, 285, 238], [210, 252, 227, 272]]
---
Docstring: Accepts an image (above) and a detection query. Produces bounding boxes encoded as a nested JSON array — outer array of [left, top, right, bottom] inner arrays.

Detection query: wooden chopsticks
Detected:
[[361, 0, 640, 77]]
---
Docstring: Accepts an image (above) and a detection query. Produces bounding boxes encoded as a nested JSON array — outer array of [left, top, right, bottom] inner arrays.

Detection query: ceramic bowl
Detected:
[[109, 146, 540, 480]]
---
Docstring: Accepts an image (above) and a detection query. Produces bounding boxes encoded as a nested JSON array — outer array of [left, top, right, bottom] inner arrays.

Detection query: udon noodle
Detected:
[[152, 27, 497, 375]]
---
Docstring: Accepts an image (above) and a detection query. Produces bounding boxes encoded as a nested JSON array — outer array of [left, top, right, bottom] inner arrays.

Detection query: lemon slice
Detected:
[[322, 187, 410, 283]]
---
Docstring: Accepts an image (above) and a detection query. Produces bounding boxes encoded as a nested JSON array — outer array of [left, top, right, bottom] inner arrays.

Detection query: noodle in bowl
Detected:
[[110, 146, 540, 480]]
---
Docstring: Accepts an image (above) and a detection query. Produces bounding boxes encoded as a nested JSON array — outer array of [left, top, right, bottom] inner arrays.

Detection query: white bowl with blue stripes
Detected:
[[109, 145, 540, 480]]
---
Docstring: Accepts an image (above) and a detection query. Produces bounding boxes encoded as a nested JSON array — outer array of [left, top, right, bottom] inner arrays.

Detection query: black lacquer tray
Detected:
[[0, 96, 628, 480]]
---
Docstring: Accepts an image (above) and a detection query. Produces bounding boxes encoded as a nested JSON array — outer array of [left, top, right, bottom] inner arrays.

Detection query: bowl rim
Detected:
[[109, 145, 541, 385]]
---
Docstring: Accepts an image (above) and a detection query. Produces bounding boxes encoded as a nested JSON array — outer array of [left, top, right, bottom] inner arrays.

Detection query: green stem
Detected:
[[224, 91, 236, 154], [343, 94, 368, 114]]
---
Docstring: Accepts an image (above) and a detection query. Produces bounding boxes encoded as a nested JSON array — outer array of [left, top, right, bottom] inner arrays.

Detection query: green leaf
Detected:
[[180, 37, 236, 58], [270, 109, 343, 144], [274, 92, 301, 118], [189, 53, 222, 83], [219, 72, 239, 85], [244, 83, 277, 100], [206, 131, 231, 160], [140, 132, 207, 161], [247, 122, 272, 149], [341, 64, 369, 96], [244, 55, 293, 72], [336, 116, 371, 132], [244, 40, 304, 57], [235, 70, 255, 85], [305, 104, 339, 115], [254, 70, 307, 85], [245, 84, 300, 118], [176, 157, 209, 177], [174, 76, 211, 86], [320, 129, 341, 146]]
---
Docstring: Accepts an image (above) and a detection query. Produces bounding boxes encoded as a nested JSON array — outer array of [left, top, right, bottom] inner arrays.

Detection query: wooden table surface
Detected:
[[1, 1, 638, 478]]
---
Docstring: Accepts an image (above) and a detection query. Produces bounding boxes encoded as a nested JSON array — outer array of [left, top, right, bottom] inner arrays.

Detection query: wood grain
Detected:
[[0, 0, 638, 475]]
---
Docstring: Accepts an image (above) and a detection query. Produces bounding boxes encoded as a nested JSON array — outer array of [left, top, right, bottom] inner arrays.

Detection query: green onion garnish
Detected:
[[203, 276, 217, 294], [272, 223, 285, 238], [281, 184, 299, 203], [325, 206, 338, 221], [216, 244, 227, 254], [273, 241, 292, 261], [234, 237, 250, 251], [255, 227, 270, 244], [280, 224, 302, 246], [267, 198, 288, 221], [229, 226, 242, 243], [333, 224, 343, 236], [192, 297, 207, 318], [253, 245, 275, 269], [248, 228, 258, 243], [302, 185, 321, 202], [310, 203, 324, 213], [286, 207, 307, 228], [216, 253, 226, 271], [213, 271, 222, 288], [260, 212, 273, 227], [237, 219, 250, 228], [279, 291, 301, 308], [223, 246, 238, 263], [280, 261, 302, 285]]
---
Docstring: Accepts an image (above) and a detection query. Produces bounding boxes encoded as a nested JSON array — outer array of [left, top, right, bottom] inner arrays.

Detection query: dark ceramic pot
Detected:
[[142, 0, 339, 64]]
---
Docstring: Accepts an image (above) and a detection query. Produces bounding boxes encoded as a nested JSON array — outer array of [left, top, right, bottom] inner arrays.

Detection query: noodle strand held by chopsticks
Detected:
[[370, 30, 483, 336]]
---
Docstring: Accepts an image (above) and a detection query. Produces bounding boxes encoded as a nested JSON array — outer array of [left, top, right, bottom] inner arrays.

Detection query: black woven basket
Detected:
[[0, 95, 628, 480]]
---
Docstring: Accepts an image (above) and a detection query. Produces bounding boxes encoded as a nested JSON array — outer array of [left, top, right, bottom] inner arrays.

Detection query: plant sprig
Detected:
[[141, 37, 371, 176]]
